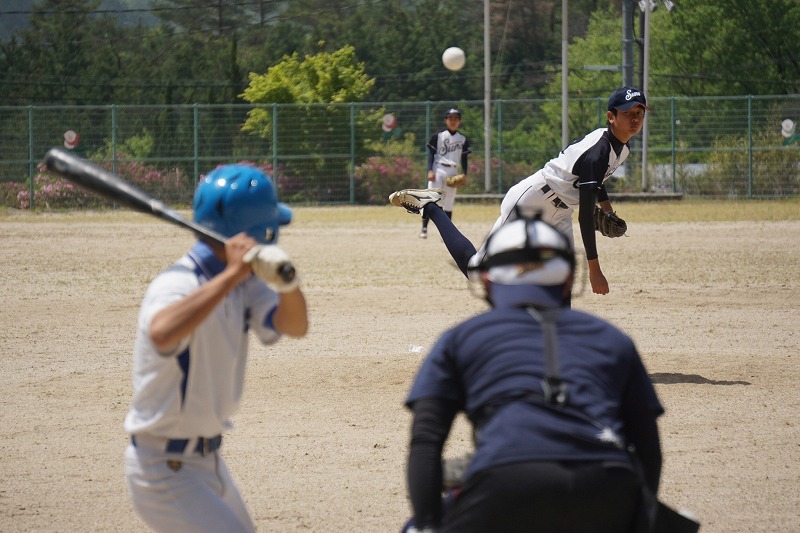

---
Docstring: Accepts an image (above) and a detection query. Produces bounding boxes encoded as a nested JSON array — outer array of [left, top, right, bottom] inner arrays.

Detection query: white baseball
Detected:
[[442, 47, 466, 71]]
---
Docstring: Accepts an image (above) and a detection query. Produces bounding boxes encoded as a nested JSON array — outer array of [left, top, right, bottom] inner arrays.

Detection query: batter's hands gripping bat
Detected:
[[43, 147, 296, 283]]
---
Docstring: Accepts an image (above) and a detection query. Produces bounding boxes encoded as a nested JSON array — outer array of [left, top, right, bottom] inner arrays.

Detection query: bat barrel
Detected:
[[43, 147, 295, 283]]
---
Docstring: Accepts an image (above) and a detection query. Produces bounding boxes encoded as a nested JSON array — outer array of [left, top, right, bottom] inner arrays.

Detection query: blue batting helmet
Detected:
[[193, 164, 292, 244]]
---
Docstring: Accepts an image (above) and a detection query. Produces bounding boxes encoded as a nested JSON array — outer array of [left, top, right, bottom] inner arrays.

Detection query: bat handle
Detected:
[[278, 262, 296, 283]]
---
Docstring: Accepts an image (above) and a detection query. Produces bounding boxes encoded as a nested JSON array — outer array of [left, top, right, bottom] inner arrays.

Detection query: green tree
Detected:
[[240, 44, 377, 202], [655, 0, 800, 96], [152, 0, 255, 36], [0, 0, 126, 105]]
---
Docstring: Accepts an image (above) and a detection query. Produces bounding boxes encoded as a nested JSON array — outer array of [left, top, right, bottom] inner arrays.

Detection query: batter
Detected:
[[124, 165, 308, 532]]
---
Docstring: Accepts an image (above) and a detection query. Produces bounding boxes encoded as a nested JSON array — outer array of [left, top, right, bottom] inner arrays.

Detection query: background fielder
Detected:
[[420, 107, 471, 239], [124, 165, 308, 532]]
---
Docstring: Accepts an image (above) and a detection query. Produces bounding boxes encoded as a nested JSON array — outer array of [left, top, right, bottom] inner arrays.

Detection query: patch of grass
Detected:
[[2, 198, 798, 227]]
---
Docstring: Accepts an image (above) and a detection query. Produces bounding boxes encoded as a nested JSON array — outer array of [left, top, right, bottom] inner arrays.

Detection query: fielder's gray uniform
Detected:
[[124, 242, 281, 533], [427, 129, 470, 211]]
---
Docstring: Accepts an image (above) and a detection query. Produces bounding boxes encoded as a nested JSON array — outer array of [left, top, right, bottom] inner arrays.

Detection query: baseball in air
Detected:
[[442, 47, 466, 71]]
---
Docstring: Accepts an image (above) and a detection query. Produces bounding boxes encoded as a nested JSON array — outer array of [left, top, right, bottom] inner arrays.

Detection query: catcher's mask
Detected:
[[467, 213, 575, 308], [193, 164, 292, 244]]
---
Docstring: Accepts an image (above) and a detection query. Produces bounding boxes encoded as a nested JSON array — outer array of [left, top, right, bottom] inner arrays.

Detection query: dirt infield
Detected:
[[1, 205, 798, 532]]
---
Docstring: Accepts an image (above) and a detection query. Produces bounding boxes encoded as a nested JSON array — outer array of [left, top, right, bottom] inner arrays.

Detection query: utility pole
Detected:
[[622, 0, 635, 87], [562, 0, 569, 148], [484, 0, 492, 192]]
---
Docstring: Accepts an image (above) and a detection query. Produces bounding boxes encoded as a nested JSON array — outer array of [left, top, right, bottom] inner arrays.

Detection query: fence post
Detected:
[[28, 105, 34, 210], [193, 104, 200, 185], [424, 101, 432, 188], [272, 104, 278, 187], [111, 104, 118, 176], [671, 96, 676, 193], [747, 95, 753, 198], [349, 102, 356, 204], [496, 99, 503, 193]]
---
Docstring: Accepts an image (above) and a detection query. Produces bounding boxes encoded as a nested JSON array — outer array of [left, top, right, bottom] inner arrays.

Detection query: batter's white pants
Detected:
[[125, 441, 255, 533]]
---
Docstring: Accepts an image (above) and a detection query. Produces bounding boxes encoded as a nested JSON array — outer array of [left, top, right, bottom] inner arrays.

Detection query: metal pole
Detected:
[[622, 0, 634, 87], [641, 3, 650, 192], [561, 0, 569, 147], [484, 0, 492, 192]]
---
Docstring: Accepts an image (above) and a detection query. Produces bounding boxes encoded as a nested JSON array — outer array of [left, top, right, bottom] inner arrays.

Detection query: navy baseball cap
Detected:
[[607, 87, 652, 112], [444, 108, 462, 118]]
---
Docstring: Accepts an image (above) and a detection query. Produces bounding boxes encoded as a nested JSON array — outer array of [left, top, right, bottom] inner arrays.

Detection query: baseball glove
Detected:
[[446, 173, 467, 188], [594, 206, 627, 238]]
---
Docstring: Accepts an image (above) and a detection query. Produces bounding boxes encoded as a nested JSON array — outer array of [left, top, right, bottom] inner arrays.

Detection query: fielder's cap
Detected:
[[445, 107, 462, 118], [607, 86, 652, 112]]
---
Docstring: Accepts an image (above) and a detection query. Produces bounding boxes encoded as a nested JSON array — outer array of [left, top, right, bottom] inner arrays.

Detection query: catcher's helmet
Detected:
[[468, 214, 574, 307], [193, 164, 292, 244]]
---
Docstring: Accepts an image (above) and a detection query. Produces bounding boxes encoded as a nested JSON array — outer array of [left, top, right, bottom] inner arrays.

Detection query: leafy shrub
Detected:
[[12, 162, 104, 209], [455, 155, 533, 194], [685, 131, 799, 197], [354, 135, 425, 204]]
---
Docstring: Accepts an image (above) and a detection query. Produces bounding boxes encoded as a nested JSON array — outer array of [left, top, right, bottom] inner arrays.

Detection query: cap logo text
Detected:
[[625, 89, 642, 101]]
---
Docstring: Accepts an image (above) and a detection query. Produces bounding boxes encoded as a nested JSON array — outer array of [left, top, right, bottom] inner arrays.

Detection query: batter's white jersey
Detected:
[[427, 129, 471, 211], [124, 242, 280, 439]]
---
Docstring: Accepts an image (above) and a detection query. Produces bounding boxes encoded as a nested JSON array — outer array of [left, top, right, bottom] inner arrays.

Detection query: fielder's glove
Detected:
[[593, 206, 627, 238], [446, 173, 467, 188], [243, 245, 301, 293]]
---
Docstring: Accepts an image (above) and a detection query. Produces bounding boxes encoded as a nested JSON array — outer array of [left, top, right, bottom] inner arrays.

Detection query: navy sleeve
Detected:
[[597, 183, 609, 203], [622, 350, 664, 493], [461, 137, 470, 174], [578, 185, 599, 260], [407, 398, 459, 528], [427, 133, 438, 171], [626, 413, 662, 494]]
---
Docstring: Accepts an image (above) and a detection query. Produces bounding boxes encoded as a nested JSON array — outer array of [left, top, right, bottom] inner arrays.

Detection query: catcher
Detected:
[[419, 107, 471, 239], [390, 86, 646, 295]]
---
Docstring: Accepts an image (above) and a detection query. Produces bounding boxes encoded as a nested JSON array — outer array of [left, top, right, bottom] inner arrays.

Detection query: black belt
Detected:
[[131, 434, 222, 455], [541, 184, 569, 210]]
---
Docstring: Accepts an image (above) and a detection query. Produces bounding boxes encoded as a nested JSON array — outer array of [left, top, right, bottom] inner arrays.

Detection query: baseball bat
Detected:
[[43, 147, 295, 283]]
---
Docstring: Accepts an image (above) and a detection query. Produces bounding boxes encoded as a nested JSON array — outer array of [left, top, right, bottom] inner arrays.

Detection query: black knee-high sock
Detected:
[[422, 204, 476, 277]]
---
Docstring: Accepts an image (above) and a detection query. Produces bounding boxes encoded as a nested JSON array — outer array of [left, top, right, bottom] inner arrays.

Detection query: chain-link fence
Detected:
[[1, 95, 798, 209]]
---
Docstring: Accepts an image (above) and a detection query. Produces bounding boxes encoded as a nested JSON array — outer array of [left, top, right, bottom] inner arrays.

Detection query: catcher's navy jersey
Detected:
[[406, 305, 663, 479]]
